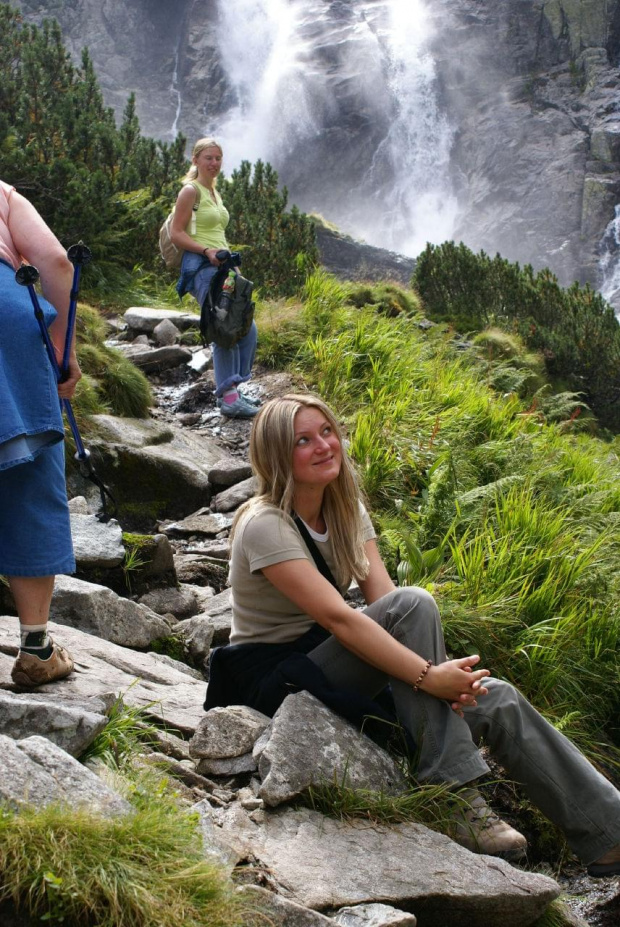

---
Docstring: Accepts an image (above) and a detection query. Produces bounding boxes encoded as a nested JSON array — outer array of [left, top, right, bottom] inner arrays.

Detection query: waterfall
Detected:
[[169, 26, 184, 141], [212, 0, 456, 257], [599, 204, 620, 317]]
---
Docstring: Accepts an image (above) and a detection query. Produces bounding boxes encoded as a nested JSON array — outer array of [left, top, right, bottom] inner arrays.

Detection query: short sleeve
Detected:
[[360, 502, 377, 542], [241, 508, 309, 573]]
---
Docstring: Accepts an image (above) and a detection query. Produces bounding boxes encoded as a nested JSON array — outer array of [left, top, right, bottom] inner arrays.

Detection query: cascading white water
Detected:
[[212, 0, 456, 257], [599, 204, 620, 317]]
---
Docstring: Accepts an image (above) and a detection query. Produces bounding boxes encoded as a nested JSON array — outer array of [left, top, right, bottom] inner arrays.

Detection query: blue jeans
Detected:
[[177, 252, 257, 395]]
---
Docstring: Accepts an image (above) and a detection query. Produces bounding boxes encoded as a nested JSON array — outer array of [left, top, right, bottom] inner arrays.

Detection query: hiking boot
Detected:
[[449, 789, 528, 861], [587, 845, 620, 878], [219, 397, 258, 419], [11, 642, 74, 687]]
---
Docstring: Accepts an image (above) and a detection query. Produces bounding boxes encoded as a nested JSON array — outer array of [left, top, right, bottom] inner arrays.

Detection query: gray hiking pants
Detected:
[[308, 586, 620, 864]]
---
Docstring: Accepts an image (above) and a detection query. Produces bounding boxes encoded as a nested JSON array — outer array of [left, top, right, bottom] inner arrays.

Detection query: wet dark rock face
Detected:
[[12, 0, 620, 288]]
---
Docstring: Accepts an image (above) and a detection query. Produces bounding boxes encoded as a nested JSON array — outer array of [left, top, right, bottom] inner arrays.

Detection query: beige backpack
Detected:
[[159, 181, 201, 269]]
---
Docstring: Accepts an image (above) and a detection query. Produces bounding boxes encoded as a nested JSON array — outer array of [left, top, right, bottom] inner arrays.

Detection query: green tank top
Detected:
[[185, 180, 229, 250]]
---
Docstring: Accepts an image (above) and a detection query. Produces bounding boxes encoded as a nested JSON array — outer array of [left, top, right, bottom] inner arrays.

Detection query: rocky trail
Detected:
[[0, 305, 618, 927]]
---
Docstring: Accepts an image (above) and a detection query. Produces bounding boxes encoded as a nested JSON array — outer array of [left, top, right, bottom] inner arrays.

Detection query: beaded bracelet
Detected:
[[412, 659, 433, 692]]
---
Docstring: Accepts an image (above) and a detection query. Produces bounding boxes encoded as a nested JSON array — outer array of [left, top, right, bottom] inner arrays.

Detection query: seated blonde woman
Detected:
[[207, 393, 620, 874]]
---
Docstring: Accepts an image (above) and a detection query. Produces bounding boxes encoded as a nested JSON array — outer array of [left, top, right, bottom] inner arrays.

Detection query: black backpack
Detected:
[[200, 251, 255, 350]]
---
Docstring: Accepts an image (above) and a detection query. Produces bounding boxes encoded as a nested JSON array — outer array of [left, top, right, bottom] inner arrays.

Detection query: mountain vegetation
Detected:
[[1, 4, 619, 923], [0, 3, 317, 298]]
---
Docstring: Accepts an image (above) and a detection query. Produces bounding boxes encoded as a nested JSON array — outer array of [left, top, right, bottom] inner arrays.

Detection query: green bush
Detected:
[[413, 241, 620, 431], [220, 159, 318, 297]]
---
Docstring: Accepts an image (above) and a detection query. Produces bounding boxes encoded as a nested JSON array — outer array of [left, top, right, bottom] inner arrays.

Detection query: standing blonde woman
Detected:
[[210, 393, 620, 874], [172, 138, 258, 419]]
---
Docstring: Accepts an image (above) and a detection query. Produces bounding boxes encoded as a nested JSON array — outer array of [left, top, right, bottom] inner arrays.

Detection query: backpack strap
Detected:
[[293, 514, 340, 591], [188, 181, 201, 236]]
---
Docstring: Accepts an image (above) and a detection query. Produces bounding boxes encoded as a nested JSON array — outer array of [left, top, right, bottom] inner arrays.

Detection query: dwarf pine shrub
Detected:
[[413, 242, 620, 431]]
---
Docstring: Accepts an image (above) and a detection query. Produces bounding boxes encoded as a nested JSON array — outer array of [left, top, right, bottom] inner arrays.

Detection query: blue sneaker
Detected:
[[218, 397, 258, 418]]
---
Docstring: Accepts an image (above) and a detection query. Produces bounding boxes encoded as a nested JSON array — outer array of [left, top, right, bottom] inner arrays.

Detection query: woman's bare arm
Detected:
[[8, 189, 81, 398], [262, 556, 489, 704]]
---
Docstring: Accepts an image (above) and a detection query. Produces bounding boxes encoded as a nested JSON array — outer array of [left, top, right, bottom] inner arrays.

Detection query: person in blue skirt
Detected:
[[0, 179, 80, 686]]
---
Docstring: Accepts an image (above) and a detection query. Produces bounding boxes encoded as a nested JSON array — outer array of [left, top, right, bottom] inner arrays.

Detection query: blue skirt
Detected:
[[0, 259, 74, 575]]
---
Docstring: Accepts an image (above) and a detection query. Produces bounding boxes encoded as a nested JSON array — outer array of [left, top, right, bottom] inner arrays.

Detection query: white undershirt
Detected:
[[299, 516, 329, 543]]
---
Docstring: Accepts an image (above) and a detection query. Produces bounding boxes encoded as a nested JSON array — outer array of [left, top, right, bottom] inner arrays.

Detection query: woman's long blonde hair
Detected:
[[233, 394, 370, 583], [183, 137, 223, 183]]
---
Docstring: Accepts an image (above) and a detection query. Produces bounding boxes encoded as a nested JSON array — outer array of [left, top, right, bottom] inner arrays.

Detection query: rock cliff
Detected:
[[11, 0, 620, 289]]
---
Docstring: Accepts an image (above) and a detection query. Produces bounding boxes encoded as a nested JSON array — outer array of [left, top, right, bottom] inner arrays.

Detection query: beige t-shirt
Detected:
[[229, 503, 376, 645]]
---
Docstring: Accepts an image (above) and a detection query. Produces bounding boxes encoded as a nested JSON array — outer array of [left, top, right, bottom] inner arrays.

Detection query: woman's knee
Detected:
[[370, 586, 441, 635]]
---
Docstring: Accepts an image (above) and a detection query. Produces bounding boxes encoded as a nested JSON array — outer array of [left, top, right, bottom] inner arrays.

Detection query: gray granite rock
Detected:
[[161, 509, 233, 538], [212, 477, 257, 513], [124, 344, 193, 372], [239, 886, 335, 926], [0, 691, 107, 756], [0, 734, 130, 817], [333, 904, 417, 927], [175, 614, 215, 664], [200, 588, 233, 645], [197, 803, 560, 926], [70, 514, 125, 567], [0, 618, 207, 734], [196, 752, 257, 776], [124, 306, 200, 333], [190, 705, 270, 759], [18, 735, 131, 816], [256, 692, 406, 807], [153, 318, 180, 346], [138, 585, 200, 619], [50, 575, 172, 648], [209, 459, 254, 489]]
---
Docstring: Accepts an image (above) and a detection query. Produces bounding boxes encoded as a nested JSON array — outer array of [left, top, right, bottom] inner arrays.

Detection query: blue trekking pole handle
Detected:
[[14, 263, 87, 462], [63, 242, 92, 377]]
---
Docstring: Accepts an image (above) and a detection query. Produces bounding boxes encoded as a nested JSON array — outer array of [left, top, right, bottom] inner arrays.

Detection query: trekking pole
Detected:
[[15, 261, 117, 522], [63, 242, 92, 378]]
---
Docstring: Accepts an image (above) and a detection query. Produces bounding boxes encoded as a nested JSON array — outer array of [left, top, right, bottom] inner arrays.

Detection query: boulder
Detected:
[[70, 514, 125, 568], [160, 509, 233, 538], [212, 477, 257, 513], [197, 803, 560, 926], [138, 585, 201, 619], [50, 575, 172, 648], [0, 618, 207, 733], [175, 614, 215, 664], [200, 588, 233, 645], [197, 753, 257, 777], [255, 692, 406, 807], [123, 307, 200, 333], [122, 344, 192, 372], [153, 318, 180, 346], [88, 414, 239, 528], [0, 734, 131, 817], [190, 706, 270, 759], [0, 691, 107, 756]]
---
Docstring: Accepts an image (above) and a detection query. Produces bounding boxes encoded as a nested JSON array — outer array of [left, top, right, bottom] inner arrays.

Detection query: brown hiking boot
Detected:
[[11, 642, 74, 687], [449, 789, 528, 861]]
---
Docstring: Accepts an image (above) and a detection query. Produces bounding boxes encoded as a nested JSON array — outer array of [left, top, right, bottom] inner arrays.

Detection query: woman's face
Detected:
[[193, 146, 223, 181], [292, 407, 342, 490]]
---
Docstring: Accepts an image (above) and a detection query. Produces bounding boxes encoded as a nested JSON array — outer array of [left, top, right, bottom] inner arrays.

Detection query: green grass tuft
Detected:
[[0, 770, 247, 927]]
